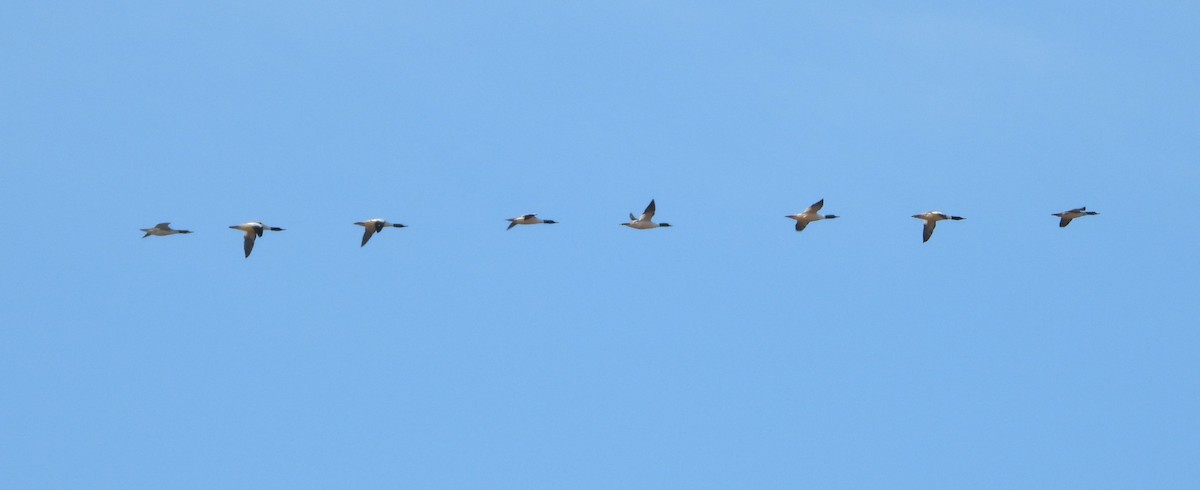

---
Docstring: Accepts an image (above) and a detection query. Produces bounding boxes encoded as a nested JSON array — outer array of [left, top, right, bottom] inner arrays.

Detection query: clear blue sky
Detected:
[[2, 1, 1198, 488]]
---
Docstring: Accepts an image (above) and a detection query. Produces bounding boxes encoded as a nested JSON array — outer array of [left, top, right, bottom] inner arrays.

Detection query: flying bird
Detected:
[[354, 218, 406, 247], [785, 199, 839, 232], [912, 211, 964, 243], [141, 222, 191, 238], [506, 214, 557, 230], [229, 222, 285, 257], [621, 199, 671, 229], [1052, 207, 1099, 228]]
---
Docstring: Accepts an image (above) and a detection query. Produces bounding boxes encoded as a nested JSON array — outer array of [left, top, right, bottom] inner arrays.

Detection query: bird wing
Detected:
[[640, 200, 656, 221], [1059, 217, 1072, 228], [374, 221, 385, 233], [806, 199, 824, 214], [923, 221, 936, 242], [361, 227, 376, 246], [243, 235, 256, 257], [507, 220, 518, 230], [154, 222, 172, 230], [795, 220, 809, 232]]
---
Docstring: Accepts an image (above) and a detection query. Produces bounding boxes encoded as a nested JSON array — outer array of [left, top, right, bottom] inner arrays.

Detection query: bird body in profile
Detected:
[[506, 214, 557, 230], [1052, 207, 1099, 228], [229, 222, 285, 257], [622, 199, 671, 230], [354, 218, 406, 246], [785, 199, 838, 232], [912, 211, 964, 243], [141, 222, 191, 238]]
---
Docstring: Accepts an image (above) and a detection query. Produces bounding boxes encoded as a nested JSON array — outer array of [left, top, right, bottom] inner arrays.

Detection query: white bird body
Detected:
[[229, 221, 285, 257], [353, 218, 406, 247], [506, 214, 557, 230], [624, 220, 660, 230], [912, 211, 964, 243], [141, 222, 191, 238], [622, 199, 671, 230], [786, 199, 838, 232], [1052, 207, 1098, 228]]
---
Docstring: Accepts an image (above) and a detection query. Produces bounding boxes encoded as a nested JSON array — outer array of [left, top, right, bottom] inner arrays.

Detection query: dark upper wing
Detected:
[[374, 221, 385, 233], [795, 220, 809, 232], [361, 227, 376, 246], [243, 235, 256, 257], [507, 221, 518, 230], [1059, 217, 1072, 228], [641, 200, 656, 220], [807, 199, 824, 213], [923, 221, 935, 242]]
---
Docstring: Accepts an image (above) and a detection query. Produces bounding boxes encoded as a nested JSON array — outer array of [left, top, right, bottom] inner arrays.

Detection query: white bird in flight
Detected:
[[506, 214, 557, 230], [141, 222, 192, 238], [912, 211, 964, 243], [621, 199, 671, 230], [1052, 207, 1099, 228], [354, 218, 406, 247], [785, 199, 839, 232], [228, 222, 285, 257]]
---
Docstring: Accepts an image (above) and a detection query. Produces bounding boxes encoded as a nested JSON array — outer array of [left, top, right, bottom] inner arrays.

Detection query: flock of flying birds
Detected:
[[140, 199, 1101, 257]]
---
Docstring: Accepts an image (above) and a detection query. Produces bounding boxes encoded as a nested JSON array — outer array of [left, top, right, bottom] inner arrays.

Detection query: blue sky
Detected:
[[2, 1, 1198, 487]]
